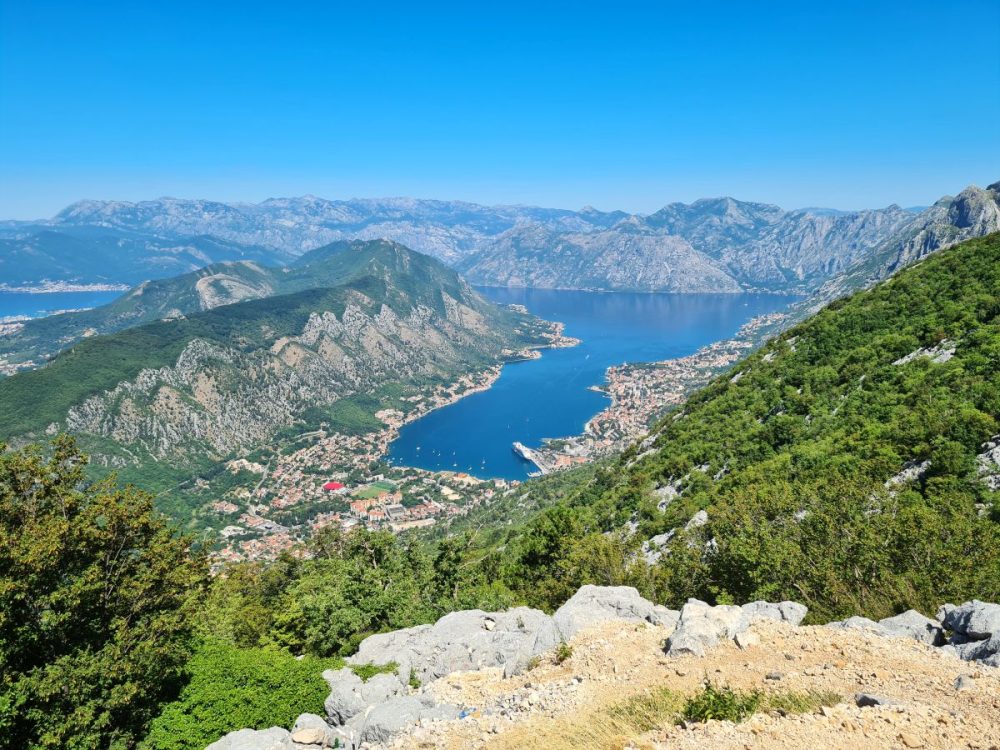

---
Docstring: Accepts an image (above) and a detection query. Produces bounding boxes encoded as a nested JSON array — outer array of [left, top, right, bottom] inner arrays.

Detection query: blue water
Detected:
[[388, 289, 794, 480], [0, 291, 122, 319]]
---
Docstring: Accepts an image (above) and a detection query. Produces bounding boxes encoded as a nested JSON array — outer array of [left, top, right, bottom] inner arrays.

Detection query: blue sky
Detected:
[[1, 0, 998, 218]]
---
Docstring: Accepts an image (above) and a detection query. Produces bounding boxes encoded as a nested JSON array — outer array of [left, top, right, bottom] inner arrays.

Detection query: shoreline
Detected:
[[0, 283, 130, 294], [528, 310, 790, 470], [474, 283, 804, 297], [379, 320, 580, 477]]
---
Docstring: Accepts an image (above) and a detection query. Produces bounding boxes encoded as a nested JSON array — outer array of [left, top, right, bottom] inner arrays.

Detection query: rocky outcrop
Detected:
[[976, 435, 1000, 490], [347, 696, 459, 745], [664, 598, 807, 657], [204, 585, 688, 749], [825, 601, 1000, 667], [205, 727, 294, 750], [829, 610, 945, 646], [346, 607, 563, 683], [205, 588, 1000, 749], [938, 600, 1000, 667], [552, 584, 679, 639], [323, 669, 406, 725]]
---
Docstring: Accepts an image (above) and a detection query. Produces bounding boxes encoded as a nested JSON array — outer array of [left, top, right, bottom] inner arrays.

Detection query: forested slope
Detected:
[[482, 232, 1000, 621]]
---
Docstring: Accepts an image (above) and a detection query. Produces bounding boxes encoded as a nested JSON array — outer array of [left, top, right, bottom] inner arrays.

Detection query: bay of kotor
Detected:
[[387, 289, 793, 479]]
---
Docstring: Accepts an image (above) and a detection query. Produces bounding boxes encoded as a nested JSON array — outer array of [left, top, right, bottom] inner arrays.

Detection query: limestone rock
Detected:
[[322, 668, 404, 725], [878, 610, 945, 645], [552, 585, 679, 639], [740, 600, 808, 627], [665, 598, 809, 657], [290, 713, 335, 746], [346, 696, 459, 745], [827, 616, 885, 633], [939, 600, 1000, 640], [205, 727, 294, 750], [347, 606, 562, 683], [665, 599, 744, 657]]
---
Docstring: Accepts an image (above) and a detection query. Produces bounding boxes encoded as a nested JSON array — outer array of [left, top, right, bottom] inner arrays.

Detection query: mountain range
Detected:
[[5, 183, 997, 296], [0, 240, 552, 505]]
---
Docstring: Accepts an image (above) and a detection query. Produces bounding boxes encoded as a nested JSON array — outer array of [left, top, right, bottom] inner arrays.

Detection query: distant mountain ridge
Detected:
[[48, 196, 625, 265], [7, 183, 997, 295], [459, 198, 920, 293]]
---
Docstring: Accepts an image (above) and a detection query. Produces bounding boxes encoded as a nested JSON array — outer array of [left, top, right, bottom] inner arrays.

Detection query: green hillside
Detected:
[[459, 232, 1000, 621], [0, 285, 350, 437], [0, 239, 501, 374]]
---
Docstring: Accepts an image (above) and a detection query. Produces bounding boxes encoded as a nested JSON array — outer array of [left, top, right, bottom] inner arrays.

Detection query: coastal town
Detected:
[[526, 310, 789, 469]]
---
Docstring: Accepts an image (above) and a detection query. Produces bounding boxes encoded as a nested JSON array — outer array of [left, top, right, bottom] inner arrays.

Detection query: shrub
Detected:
[[681, 683, 762, 724], [555, 642, 574, 664], [142, 640, 341, 750]]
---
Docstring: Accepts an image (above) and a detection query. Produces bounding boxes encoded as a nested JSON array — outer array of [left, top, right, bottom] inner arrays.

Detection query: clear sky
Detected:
[[1, 0, 998, 218]]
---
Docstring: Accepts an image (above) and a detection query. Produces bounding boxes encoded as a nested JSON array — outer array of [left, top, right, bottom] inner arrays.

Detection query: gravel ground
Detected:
[[384, 619, 1000, 750]]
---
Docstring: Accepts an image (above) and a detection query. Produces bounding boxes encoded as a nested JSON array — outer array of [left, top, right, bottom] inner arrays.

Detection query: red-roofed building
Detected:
[[322, 481, 348, 494]]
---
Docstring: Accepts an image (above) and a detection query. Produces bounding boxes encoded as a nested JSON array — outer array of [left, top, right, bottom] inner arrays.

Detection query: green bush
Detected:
[[142, 640, 341, 750], [0, 437, 206, 750], [681, 683, 762, 724]]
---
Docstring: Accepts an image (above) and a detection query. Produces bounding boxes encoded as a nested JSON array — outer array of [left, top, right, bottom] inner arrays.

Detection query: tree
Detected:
[[0, 437, 206, 749]]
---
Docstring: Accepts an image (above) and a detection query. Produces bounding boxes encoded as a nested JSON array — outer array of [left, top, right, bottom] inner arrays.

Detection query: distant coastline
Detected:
[[0, 282, 130, 293]]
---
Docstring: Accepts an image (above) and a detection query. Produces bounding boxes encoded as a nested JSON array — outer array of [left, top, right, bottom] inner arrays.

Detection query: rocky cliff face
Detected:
[[460, 197, 919, 293], [801, 183, 1000, 312], [456, 223, 743, 292], [64, 295, 493, 463]]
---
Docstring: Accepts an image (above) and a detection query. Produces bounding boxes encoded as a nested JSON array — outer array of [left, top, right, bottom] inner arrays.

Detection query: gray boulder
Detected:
[[950, 633, 1000, 663], [346, 696, 459, 745], [553, 585, 679, 639], [827, 616, 886, 633], [205, 727, 294, 750], [938, 600, 1000, 640], [665, 598, 810, 657], [828, 611, 947, 646], [322, 668, 404, 725], [665, 599, 744, 657], [878, 610, 945, 645], [740, 600, 808, 627], [347, 606, 562, 683]]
